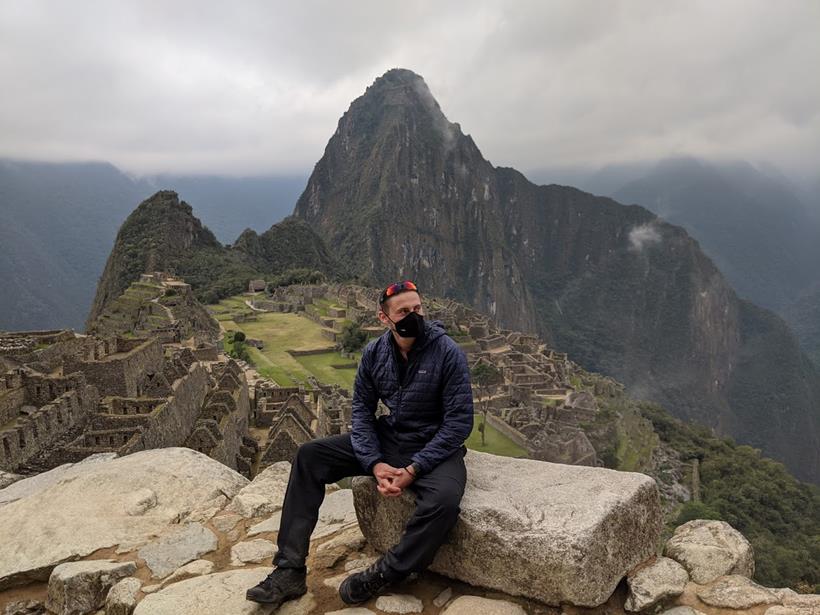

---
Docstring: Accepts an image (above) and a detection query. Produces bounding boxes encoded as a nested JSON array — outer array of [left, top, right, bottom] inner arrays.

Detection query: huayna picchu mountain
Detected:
[[89, 69, 820, 484], [87, 190, 346, 327], [291, 68, 820, 484]]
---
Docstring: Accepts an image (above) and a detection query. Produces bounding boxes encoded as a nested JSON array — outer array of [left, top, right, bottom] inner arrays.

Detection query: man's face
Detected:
[[378, 290, 423, 330]]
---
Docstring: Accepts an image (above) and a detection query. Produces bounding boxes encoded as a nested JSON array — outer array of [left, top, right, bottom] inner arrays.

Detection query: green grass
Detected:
[[210, 297, 359, 388], [294, 353, 357, 389], [248, 348, 299, 387], [466, 416, 529, 458]]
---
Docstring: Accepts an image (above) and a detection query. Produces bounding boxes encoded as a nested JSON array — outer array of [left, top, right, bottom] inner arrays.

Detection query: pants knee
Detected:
[[429, 490, 462, 520], [295, 440, 319, 464]]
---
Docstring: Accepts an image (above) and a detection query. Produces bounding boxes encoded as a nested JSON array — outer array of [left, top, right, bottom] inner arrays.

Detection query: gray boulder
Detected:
[[353, 449, 663, 607], [137, 522, 218, 578], [45, 559, 136, 615], [664, 519, 754, 584], [105, 577, 142, 615], [625, 556, 689, 611]]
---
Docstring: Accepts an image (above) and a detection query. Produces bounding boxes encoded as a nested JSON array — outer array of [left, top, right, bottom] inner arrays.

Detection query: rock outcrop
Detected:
[[1, 446, 816, 614], [353, 449, 664, 607], [0, 447, 247, 590], [664, 519, 755, 584]]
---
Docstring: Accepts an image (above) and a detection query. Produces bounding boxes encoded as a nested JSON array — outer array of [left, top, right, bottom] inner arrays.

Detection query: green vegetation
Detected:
[[639, 401, 820, 592], [211, 296, 358, 388], [465, 418, 528, 458], [339, 321, 368, 353], [224, 330, 250, 363], [471, 362, 502, 447]]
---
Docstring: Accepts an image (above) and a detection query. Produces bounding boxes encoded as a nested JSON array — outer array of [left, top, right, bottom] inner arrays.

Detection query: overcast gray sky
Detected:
[[1, 1, 818, 180]]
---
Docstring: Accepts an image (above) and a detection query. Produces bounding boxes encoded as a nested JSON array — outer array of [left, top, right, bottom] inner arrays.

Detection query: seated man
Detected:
[[246, 280, 474, 608]]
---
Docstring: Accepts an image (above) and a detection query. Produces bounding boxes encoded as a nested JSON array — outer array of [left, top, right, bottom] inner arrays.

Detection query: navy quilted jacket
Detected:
[[350, 318, 474, 475]]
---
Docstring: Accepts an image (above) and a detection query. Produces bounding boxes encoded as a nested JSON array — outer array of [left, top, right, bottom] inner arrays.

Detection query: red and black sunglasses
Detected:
[[379, 280, 418, 305]]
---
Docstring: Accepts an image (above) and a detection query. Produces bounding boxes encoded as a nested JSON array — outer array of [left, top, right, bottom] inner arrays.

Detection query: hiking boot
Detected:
[[338, 558, 404, 604], [245, 566, 307, 605]]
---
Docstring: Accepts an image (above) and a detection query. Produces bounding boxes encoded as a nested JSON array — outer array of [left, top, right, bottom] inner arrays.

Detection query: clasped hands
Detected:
[[373, 462, 415, 497]]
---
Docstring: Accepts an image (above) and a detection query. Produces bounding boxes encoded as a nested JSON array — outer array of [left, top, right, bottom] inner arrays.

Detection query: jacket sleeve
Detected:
[[410, 340, 474, 475], [350, 345, 384, 473]]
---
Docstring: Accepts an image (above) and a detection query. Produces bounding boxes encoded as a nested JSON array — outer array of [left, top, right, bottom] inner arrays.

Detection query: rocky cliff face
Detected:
[[87, 192, 344, 327], [86, 191, 235, 326], [291, 69, 820, 484]]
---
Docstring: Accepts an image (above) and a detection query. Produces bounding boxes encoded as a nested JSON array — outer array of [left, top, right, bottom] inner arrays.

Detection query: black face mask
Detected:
[[387, 311, 424, 338]]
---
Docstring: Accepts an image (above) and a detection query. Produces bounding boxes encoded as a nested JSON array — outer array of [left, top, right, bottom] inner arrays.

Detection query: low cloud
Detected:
[[628, 222, 662, 252], [0, 1, 817, 178]]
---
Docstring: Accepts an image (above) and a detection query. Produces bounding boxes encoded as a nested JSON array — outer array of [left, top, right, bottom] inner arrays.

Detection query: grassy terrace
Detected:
[[208, 293, 527, 458], [466, 417, 529, 457], [209, 295, 360, 389]]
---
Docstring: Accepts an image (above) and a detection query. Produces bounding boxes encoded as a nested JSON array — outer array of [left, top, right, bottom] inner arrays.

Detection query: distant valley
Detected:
[[0, 159, 305, 330]]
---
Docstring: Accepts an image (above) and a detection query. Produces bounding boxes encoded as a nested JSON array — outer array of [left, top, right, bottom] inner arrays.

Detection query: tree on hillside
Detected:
[[339, 321, 368, 354], [471, 361, 502, 446]]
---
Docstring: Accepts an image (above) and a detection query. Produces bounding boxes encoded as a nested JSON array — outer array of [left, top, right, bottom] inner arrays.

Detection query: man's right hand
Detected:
[[373, 462, 403, 497]]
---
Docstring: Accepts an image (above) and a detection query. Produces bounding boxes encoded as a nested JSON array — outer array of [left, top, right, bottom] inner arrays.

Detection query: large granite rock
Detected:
[[132, 569, 315, 615], [0, 448, 248, 590], [664, 519, 754, 584], [353, 450, 663, 607], [0, 453, 118, 508]]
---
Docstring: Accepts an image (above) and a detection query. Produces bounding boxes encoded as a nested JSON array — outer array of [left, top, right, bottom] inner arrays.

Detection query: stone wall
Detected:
[[138, 363, 211, 450], [64, 338, 164, 398], [0, 384, 26, 427], [485, 413, 531, 452], [0, 385, 98, 472]]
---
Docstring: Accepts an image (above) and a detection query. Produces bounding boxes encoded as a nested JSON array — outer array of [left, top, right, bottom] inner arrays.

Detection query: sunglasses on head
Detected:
[[379, 280, 418, 305]]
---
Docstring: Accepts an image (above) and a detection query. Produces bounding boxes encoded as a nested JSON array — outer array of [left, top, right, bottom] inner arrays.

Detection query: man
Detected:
[[246, 280, 474, 608]]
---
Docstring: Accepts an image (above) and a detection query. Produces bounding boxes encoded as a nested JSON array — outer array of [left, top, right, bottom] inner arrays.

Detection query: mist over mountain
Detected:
[[528, 158, 820, 365], [0, 160, 303, 330]]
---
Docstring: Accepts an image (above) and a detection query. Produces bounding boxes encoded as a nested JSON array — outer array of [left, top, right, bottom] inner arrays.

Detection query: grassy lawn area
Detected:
[[466, 415, 529, 458], [294, 353, 357, 389], [210, 296, 362, 389]]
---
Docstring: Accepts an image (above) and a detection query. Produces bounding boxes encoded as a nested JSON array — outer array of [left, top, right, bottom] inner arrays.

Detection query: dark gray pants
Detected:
[[273, 433, 467, 577]]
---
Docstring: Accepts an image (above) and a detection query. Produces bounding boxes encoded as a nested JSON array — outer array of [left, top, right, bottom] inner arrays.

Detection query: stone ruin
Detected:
[[90, 272, 220, 345], [251, 377, 351, 472], [241, 281, 626, 467], [0, 329, 256, 478], [0, 274, 258, 479]]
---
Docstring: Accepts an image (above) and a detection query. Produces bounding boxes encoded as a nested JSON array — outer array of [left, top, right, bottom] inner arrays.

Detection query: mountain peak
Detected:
[[349, 68, 461, 141]]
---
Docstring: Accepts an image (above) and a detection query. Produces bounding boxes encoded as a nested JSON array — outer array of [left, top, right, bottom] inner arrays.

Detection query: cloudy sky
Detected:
[[1, 1, 818, 180]]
